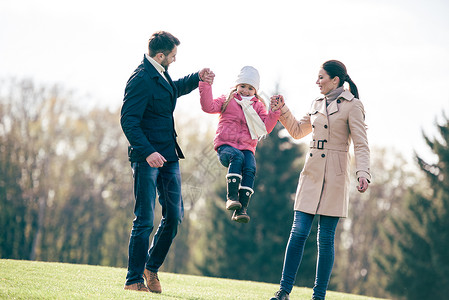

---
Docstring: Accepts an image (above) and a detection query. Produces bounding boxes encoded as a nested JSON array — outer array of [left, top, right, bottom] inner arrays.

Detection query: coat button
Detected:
[[337, 99, 341, 103], [310, 153, 313, 157], [312, 124, 315, 128], [321, 154, 325, 158], [324, 125, 328, 129]]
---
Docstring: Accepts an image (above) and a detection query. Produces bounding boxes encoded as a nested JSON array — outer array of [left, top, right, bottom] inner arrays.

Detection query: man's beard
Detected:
[[161, 58, 170, 70]]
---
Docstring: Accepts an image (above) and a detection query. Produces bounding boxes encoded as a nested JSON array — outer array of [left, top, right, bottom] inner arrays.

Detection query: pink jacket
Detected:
[[199, 81, 280, 154]]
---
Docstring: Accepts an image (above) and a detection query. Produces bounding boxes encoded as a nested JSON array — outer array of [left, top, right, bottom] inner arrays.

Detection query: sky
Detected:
[[1, 0, 449, 165]]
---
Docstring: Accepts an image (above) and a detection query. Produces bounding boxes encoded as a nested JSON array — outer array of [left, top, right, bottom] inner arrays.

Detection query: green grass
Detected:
[[0, 259, 388, 299]]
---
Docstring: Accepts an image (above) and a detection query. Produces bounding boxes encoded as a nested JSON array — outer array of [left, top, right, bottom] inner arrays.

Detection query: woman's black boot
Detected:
[[270, 289, 289, 300]]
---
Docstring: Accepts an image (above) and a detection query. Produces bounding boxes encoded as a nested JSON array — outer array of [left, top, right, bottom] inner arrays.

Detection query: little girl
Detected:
[[199, 66, 280, 223]]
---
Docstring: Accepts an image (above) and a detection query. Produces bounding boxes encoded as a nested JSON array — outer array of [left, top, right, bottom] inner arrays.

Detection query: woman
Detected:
[[269, 60, 371, 300]]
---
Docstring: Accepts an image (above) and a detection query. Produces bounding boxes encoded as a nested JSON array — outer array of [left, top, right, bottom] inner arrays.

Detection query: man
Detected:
[[120, 31, 214, 293]]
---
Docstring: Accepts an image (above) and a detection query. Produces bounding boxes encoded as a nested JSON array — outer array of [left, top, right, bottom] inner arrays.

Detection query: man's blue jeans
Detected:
[[125, 161, 184, 285], [217, 145, 256, 188], [279, 211, 339, 299]]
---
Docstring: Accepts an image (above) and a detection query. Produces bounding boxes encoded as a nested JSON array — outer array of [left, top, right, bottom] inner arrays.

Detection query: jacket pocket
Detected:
[[331, 152, 343, 176]]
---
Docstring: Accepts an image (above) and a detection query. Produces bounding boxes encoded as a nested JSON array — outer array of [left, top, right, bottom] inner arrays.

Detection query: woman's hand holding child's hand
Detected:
[[199, 68, 216, 85], [270, 95, 285, 111]]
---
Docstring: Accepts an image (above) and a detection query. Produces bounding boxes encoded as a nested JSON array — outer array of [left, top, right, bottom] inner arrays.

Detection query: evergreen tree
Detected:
[[196, 123, 318, 285], [377, 115, 449, 300]]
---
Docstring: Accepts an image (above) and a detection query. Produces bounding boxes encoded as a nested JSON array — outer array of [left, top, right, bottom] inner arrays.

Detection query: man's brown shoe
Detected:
[[124, 282, 150, 292], [143, 269, 162, 293]]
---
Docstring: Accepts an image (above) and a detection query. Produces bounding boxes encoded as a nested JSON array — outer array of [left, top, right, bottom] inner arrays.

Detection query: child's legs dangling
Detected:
[[232, 150, 256, 223], [217, 145, 244, 210], [217, 145, 244, 175], [240, 150, 256, 188]]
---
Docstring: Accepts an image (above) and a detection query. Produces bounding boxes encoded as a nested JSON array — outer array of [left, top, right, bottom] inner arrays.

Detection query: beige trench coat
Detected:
[[279, 90, 371, 217]]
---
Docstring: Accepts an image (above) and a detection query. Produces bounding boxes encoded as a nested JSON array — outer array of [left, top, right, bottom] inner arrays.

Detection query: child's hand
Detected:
[[205, 70, 215, 84], [199, 68, 215, 85], [270, 95, 285, 111]]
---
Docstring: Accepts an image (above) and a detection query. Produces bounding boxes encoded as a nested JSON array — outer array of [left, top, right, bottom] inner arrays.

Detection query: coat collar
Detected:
[[316, 90, 355, 102], [142, 55, 174, 95], [315, 90, 355, 116], [338, 90, 355, 101], [145, 53, 166, 76]]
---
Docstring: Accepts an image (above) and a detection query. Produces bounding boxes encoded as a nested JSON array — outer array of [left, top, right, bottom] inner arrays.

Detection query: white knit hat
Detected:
[[235, 66, 260, 91]]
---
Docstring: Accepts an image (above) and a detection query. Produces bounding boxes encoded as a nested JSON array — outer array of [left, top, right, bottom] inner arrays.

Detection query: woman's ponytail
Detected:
[[345, 74, 359, 99]]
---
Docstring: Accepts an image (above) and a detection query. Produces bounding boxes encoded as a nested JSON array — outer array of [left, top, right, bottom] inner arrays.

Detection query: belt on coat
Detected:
[[310, 140, 349, 152]]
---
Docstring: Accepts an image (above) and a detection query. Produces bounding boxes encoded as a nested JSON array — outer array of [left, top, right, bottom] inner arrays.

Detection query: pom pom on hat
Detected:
[[235, 66, 260, 91]]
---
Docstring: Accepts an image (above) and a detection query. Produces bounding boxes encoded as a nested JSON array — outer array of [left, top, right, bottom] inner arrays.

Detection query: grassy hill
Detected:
[[0, 259, 388, 299]]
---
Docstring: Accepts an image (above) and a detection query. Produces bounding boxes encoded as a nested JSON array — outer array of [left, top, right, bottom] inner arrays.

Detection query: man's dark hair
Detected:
[[148, 31, 180, 57]]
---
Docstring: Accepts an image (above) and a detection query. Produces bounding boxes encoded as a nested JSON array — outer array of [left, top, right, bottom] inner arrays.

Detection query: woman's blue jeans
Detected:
[[279, 211, 339, 299], [125, 161, 184, 285], [217, 144, 256, 188]]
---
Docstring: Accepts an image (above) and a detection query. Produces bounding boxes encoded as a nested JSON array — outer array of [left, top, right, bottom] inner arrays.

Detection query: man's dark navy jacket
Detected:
[[120, 55, 200, 162]]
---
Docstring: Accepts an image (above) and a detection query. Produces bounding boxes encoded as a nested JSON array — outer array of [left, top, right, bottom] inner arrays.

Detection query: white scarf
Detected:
[[234, 96, 267, 140]]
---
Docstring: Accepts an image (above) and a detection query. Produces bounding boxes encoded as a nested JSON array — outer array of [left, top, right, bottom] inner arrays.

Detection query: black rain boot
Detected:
[[225, 174, 242, 210], [232, 187, 253, 223], [270, 289, 290, 300]]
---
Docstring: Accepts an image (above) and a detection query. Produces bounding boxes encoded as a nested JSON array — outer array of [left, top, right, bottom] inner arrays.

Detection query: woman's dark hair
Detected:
[[322, 60, 359, 99], [148, 31, 180, 57]]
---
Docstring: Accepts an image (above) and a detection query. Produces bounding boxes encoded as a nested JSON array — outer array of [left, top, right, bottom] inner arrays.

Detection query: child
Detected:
[[199, 66, 280, 223]]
